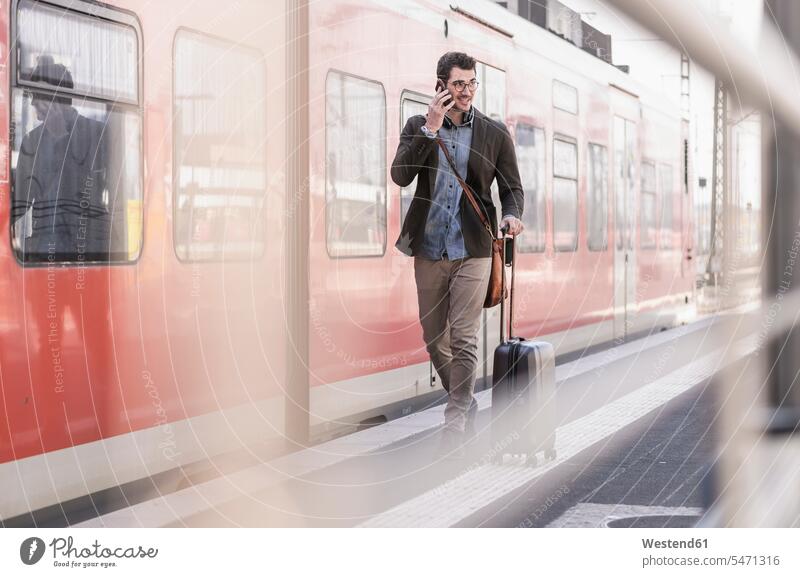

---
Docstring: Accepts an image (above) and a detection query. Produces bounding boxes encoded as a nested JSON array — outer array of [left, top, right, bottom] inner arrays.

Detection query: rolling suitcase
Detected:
[[491, 230, 557, 466]]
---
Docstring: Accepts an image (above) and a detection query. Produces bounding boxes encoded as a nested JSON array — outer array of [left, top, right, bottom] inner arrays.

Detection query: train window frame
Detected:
[[399, 90, 431, 229], [171, 27, 269, 264], [640, 159, 658, 250], [9, 0, 144, 267], [587, 142, 609, 252], [515, 122, 547, 254], [552, 135, 579, 252], [324, 69, 388, 260]]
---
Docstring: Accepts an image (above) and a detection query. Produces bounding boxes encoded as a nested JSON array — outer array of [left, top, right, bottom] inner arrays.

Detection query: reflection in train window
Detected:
[[641, 160, 657, 249], [173, 30, 266, 262], [515, 124, 546, 253], [553, 137, 578, 252], [400, 94, 430, 227], [11, 0, 142, 264], [326, 71, 387, 258], [659, 164, 674, 249], [587, 143, 609, 251]]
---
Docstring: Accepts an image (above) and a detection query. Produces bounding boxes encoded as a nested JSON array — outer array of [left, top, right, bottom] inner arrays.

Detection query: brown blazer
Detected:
[[391, 108, 524, 258]]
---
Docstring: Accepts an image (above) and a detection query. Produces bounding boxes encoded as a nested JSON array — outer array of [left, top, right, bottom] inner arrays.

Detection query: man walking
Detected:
[[391, 52, 524, 457]]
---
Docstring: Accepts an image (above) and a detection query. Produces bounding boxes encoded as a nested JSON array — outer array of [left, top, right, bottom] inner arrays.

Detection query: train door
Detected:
[[613, 115, 638, 340], [399, 91, 441, 393]]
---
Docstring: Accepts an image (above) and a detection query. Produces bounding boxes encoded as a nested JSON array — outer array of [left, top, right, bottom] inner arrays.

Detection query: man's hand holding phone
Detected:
[[424, 82, 455, 134]]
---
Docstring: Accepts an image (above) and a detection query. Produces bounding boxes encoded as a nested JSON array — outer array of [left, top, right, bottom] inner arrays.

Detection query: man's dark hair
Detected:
[[30, 55, 73, 105], [437, 52, 477, 82]]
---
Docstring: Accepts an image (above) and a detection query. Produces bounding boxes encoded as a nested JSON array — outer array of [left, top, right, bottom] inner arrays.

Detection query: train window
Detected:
[[659, 164, 674, 249], [587, 143, 609, 251], [400, 94, 430, 227], [553, 80, 578, 115], [173, 30, 267, 262], [16, 0, 138, 104], [10, 0, 143, 264], [640, 161, 657, 249], [326, 71, 387, 258], [476, 63, 506, 122], [475, 62, 506, 225], [553, 137, 578, 252], [515, 124, 546, 253]]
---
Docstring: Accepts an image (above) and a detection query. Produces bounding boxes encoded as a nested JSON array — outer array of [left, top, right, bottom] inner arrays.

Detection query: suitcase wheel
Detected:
[[545, 448, 557, 462], [526, 453, 539, 468]]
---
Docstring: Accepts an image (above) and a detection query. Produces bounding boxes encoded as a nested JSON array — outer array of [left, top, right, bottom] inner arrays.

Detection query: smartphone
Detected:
[[436, 79, 452, 105]]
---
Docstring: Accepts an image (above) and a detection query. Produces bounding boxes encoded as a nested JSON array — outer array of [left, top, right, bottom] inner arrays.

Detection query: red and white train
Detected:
[[0, 0, 694, 523]]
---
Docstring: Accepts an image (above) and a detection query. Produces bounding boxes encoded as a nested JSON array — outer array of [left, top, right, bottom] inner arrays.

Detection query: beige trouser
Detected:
[[414, 256, 492, 433]]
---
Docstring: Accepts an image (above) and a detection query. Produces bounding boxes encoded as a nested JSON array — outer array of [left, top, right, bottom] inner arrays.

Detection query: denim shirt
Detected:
[[418, 107, 475, 261]]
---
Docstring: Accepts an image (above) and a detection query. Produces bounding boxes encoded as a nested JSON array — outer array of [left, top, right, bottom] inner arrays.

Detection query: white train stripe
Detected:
[[546, 503, 704, 528]]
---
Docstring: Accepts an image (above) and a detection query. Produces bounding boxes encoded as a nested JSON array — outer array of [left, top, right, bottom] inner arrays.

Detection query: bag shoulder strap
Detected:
[[436, 137, 496, 241]]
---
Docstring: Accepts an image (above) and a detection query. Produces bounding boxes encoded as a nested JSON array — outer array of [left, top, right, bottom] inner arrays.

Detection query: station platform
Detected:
[[76, 311, 757, 528]]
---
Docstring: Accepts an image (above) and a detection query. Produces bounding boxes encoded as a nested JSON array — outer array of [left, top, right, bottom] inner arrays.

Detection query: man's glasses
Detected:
[[449, 79, 480, 93]]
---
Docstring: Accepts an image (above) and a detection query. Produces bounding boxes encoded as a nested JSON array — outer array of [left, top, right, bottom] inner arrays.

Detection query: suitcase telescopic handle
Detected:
[[499, 224, 516, 343]]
